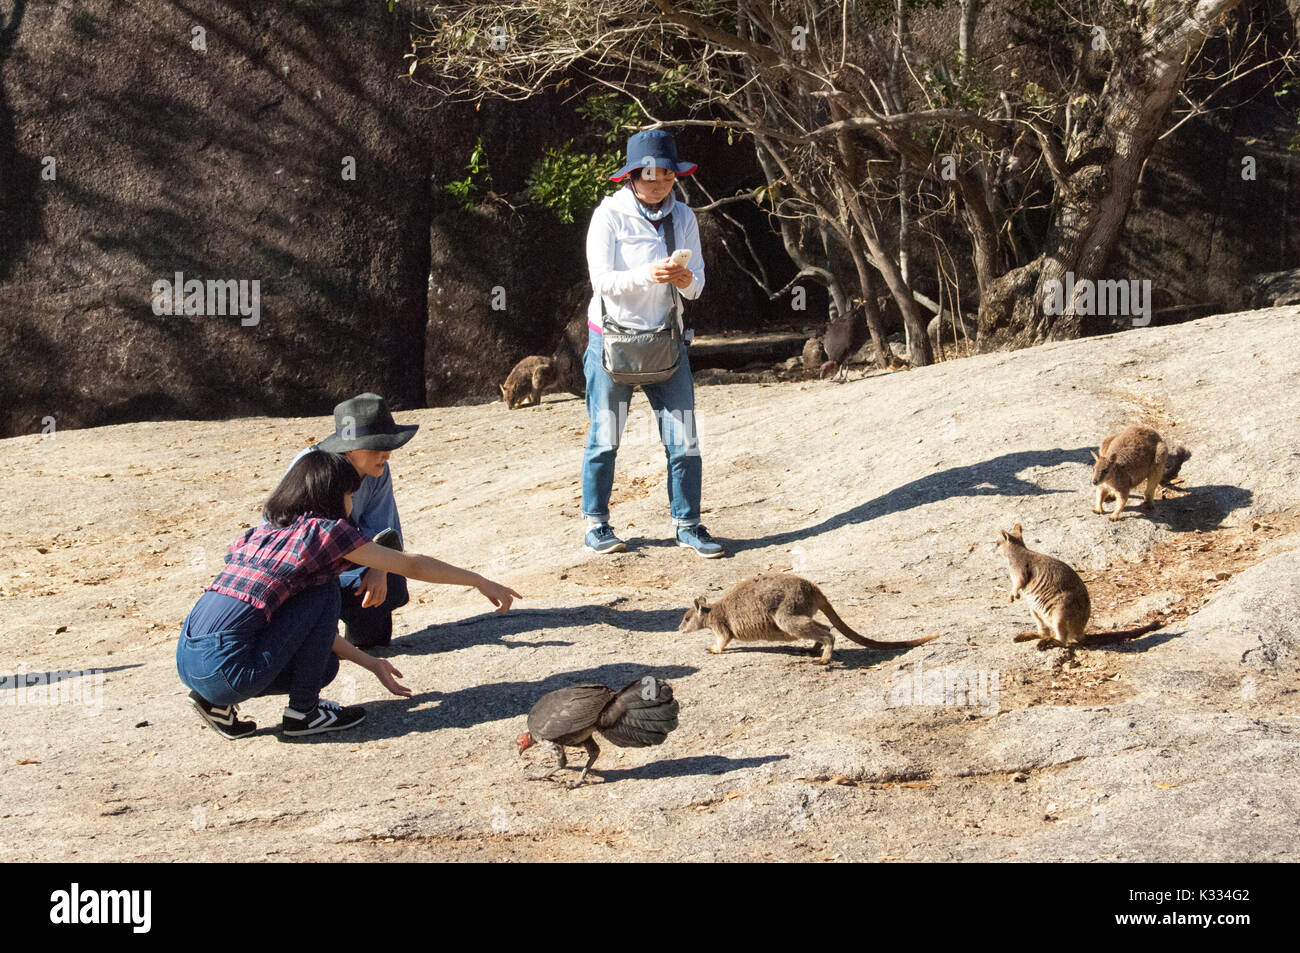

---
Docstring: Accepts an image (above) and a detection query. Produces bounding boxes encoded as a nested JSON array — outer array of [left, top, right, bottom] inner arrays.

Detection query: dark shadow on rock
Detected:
[[0, 0, 42, 281], [730, 447, 1096, 553], [1145, 484, 1253, 533], [629, 535, 736, 557], [589, 753, 789, 782], [0, 663, 142, 689], [1092, 630, 1183, 653], [700, 643, 923, 669], [1006, 630, 1182, 655], [288, 662, 700, 740], [394, 602, 687, 654]]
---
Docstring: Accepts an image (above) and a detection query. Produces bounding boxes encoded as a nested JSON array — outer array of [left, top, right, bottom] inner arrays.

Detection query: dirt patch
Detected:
[[1083, 505, 1300, 634]]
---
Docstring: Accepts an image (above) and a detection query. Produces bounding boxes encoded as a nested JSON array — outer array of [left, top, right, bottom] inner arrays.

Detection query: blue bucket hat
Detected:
[[609, 129, 698, 182]]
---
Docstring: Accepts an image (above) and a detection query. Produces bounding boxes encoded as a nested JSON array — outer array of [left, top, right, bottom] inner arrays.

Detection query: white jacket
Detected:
[[586, 185, 705, 333]]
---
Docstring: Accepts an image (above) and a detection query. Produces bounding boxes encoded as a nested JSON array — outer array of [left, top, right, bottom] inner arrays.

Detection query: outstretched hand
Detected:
[[479, 578, 521, 613], [370, 657, 412, 698]]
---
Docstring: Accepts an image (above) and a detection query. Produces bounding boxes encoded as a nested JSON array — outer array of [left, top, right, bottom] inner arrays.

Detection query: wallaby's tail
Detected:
[[1082, 621, 1164, 646], [818, 593, 940, 650]]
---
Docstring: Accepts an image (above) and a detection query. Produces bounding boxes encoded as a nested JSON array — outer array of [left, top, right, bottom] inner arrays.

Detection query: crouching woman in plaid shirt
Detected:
[[177, 451, 520, 739]]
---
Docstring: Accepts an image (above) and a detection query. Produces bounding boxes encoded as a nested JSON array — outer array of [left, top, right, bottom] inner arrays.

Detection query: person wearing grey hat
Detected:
[[292, 393, 420, 647]]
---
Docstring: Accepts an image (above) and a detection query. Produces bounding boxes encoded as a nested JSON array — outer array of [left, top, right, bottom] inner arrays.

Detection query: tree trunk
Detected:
[[843, 190, 933, 365], [977, 0, 1245, 349]]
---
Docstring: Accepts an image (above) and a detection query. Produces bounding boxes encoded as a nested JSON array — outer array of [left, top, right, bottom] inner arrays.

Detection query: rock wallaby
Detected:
[[995, 524, 1161, 648], [1163, 444, 1191, 482], [678, 573, 939, 664], [1091, 425, 1168, 520], [500, 355, 558, 409]]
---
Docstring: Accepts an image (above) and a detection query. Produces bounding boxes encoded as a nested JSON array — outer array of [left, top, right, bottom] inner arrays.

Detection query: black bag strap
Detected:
[[662, 209, 683, 330], [600, 209, 682, 331]]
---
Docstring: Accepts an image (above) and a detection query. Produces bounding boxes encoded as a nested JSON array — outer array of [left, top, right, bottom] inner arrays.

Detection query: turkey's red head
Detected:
[[516, 732, 534, 754]]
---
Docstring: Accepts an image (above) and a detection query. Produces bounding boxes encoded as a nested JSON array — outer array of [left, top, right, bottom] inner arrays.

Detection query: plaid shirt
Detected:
[[206, 515, 369, 619]]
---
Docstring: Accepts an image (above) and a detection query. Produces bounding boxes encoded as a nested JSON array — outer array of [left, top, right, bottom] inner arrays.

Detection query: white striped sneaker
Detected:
[[188, 690, 257, 740], [281, 698, 366, 736]]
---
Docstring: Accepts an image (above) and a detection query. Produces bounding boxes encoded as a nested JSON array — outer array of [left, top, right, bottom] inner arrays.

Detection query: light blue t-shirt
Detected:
[[288, 446, 403, 587]]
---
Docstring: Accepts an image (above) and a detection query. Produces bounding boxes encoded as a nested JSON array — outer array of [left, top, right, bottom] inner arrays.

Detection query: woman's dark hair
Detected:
[[262, 451, 363, 527]]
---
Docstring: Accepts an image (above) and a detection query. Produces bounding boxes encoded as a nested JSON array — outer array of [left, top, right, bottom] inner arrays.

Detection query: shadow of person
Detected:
[[0, 663, 142, 688], [393, 601, 687, 655], [729, 446, 1096, 553]]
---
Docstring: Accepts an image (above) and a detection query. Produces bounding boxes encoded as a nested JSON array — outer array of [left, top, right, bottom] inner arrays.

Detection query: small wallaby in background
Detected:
[[1091, 425, 1169, 520], [995, 523, 1161, 648], [500, 355, 558, 409], [679, 573, 939, 664]]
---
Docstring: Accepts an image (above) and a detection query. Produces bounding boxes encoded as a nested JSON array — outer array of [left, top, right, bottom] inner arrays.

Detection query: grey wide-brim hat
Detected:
[[316, 393, 419, 453]]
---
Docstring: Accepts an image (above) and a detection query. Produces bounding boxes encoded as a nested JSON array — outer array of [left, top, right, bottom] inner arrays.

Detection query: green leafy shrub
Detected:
[[525, 142, 620, 224]]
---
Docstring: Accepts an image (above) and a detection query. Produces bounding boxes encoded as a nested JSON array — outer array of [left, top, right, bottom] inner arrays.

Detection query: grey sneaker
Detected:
[[585, 523, 626, 554], [677, 523, 724, 558]]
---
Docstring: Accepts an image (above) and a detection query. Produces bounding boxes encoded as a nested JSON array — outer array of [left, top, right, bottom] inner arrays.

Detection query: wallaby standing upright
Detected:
[[679, 573, 939, 664], [1091, 425, 1168, 521], [995, 523, 1161, 648]]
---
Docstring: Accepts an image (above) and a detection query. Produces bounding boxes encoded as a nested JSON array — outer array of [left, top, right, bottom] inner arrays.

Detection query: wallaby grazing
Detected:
[[1091, 425, 1169, 520], [678, 573, 940, 664], [1163, 444, 1191, 482], [995, 524, 1161, 648], [500, 355, 558, 409]]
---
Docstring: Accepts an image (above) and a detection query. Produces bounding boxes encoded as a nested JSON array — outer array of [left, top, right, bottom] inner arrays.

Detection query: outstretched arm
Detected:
[[345, 543, 521, 612], [332, 635, 412, 697]]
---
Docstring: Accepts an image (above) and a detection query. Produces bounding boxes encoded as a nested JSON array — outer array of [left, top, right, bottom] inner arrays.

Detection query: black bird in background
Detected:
[[819, 300, 867, 381]]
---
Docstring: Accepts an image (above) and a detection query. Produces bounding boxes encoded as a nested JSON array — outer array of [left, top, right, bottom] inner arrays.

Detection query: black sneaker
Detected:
[[282, 698, 366, 736], [188, 690, 257, 740]]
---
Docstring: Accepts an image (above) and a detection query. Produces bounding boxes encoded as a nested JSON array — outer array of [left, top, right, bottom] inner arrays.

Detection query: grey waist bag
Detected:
[[601, 209, 685, 386]]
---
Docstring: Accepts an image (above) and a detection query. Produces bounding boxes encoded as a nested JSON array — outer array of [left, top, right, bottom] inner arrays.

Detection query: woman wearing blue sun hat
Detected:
[[580, 128, 723, 558]]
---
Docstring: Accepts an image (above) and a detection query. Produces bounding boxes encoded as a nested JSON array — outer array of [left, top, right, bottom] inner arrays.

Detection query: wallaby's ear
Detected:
[[999, 530, 1010, 541], [499, 384, 507, 398], [1011, 522, 1023, 537], [1090, 451, 1099, 462]]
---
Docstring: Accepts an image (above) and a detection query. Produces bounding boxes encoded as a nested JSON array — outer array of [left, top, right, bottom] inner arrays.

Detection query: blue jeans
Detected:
[[582, 328, 702, 526], [176, 586, 341, 713]]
